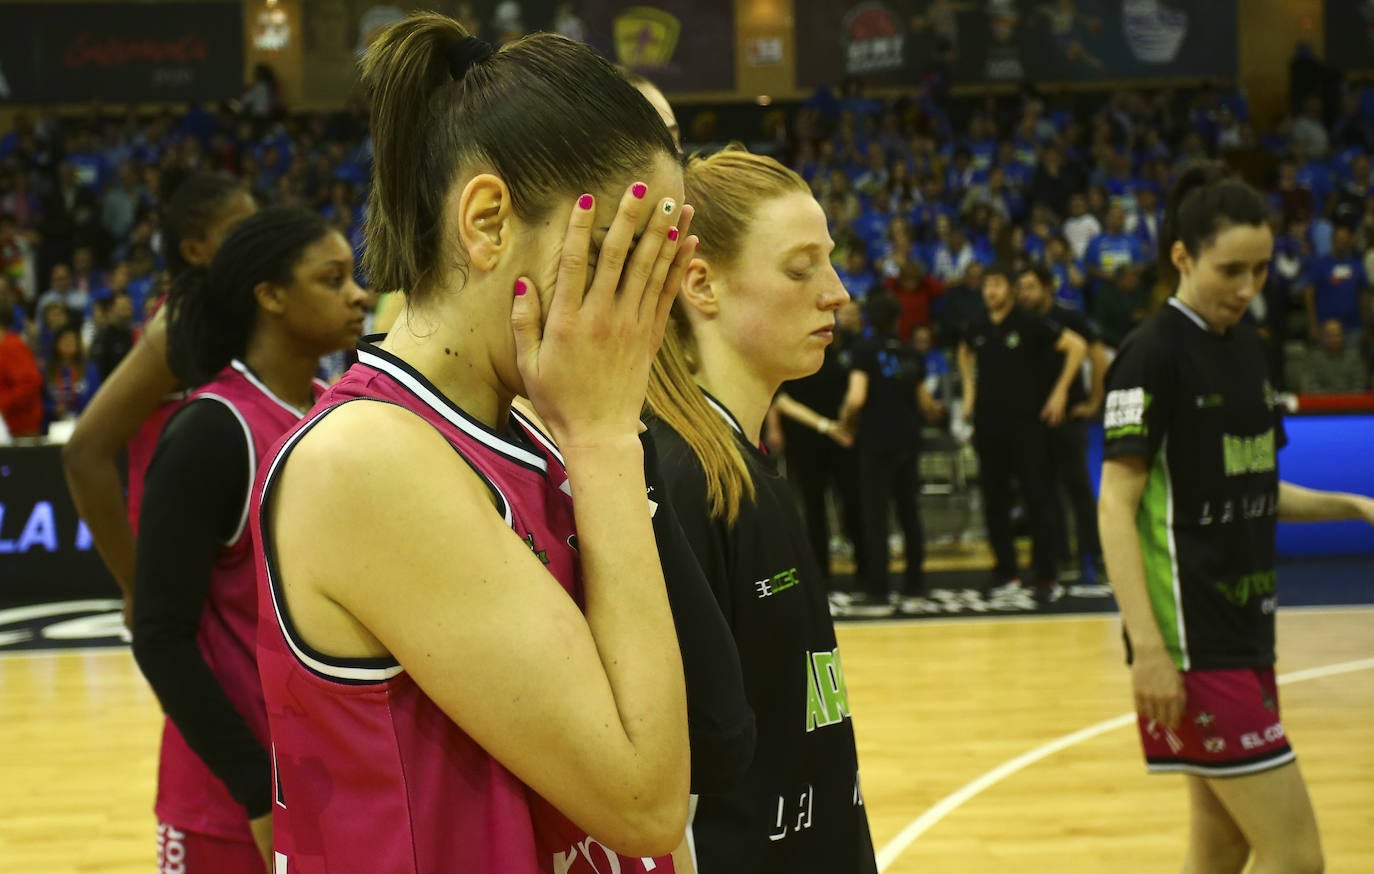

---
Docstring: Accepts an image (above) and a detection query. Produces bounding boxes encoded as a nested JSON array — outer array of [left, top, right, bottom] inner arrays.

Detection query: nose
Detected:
[[346, 278, 368, 309], [820, 264, 850, 310]]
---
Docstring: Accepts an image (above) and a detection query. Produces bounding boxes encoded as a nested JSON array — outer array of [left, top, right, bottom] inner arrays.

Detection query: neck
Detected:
[[690, 331, 776, 445], [1034, 297, 1052, 315], [1173, 287, 1224, 334], [989, 302, 1014, 324], [243, 329, 324, 412], [379, 299, 512, 430]]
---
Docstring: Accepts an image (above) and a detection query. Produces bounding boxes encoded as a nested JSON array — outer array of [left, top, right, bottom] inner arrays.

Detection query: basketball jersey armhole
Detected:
[[260, 398, 514, 685], [193, 393, 255, 549]]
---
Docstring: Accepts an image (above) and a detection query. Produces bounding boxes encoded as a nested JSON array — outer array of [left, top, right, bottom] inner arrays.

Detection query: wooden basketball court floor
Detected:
[[2, 607, 1371, 873]]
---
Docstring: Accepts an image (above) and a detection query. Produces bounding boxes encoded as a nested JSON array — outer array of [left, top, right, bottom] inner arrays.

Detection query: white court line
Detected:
[[843, 602, 1374, 631], [876, 656, 1374, 872]]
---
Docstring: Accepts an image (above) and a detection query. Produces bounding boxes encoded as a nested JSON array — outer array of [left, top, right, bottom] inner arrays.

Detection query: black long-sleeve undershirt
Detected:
[[131, 398, 272, 820]]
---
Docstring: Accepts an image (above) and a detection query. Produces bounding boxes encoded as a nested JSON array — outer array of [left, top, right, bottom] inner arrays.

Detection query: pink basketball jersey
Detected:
[[155, 361, 323, 840], [253, 342, 676, 874]]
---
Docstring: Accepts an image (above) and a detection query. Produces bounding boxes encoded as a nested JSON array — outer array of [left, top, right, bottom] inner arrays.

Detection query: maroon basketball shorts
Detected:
[[157, 821, 263, 874], [1137, 667, 1295, 778]]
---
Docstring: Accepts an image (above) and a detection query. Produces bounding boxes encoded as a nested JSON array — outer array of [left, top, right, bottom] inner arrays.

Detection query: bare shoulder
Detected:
[[275, 399, 487, 508]]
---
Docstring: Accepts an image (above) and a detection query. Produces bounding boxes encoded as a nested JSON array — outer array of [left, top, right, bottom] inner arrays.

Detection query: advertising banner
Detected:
[[580, 1, 737, 92], [0, 445, 119, 606], [0, 2, 244, 103], [795, 0, 1238, 88], [1325, 0, 1374, 72]]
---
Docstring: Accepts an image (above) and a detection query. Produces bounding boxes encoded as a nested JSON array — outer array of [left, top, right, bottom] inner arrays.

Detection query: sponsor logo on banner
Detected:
[[1122, 0, 1189, 64], [613, 6, 681, 71], [842, 3, 904, 76]]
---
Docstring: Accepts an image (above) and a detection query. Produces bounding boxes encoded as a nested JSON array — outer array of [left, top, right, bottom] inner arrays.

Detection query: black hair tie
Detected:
[[448, 36, 495, 81]]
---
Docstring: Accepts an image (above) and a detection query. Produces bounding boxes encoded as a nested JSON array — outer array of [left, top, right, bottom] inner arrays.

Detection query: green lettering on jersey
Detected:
[[1221, 429, 1276, 477], [1215, 570, 1277, 607], [804, 647, 852, 733]]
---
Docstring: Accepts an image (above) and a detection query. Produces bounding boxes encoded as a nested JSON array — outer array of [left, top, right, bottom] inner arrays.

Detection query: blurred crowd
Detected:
[[786, 80, 1374, 392], [0, 98, 374, 439], [2, 64, 1374, 443]]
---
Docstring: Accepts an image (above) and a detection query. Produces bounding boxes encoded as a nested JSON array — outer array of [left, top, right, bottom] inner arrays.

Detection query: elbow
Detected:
[[60, 431, 100, 477], [597, 789, 690, 858]]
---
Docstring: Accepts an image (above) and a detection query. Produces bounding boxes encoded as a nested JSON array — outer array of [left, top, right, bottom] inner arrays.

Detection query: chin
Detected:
[[783, 349, 827, 382]]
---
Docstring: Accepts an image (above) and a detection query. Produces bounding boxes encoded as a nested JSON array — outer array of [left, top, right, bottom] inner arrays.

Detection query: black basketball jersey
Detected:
[[1103, 299, 1287, 671], [648, 390, 877, 874]]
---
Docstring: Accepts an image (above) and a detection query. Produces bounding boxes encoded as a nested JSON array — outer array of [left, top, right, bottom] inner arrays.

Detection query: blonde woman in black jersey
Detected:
[[646, 147, 876, 874]]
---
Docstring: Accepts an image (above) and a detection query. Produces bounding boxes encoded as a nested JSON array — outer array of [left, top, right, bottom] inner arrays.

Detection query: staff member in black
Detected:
[[1017, 262, 1109, 583], [958, 262, 1087, 603], [767, 299, 865, 593], [840, 291, 944, 614]]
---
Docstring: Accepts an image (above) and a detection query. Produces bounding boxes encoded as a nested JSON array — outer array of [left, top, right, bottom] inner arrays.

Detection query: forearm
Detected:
[[1278, 481, 1371, 522], [1085, 347, 1108, 412], [131, 629, 272, 817], [1053, 342, 1086, 398], [564, 440, 689, 788], [1099, 494, 1169, 656], [957, 349, 975, 406], [62, 450, 136, 593], [774, 393, 836, 433]]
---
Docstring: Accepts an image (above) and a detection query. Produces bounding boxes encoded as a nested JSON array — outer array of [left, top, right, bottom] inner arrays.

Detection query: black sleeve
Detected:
[[850, 339, 878, 380], [1102, 327, 1173, 461], [132, 398, 272, 819], [641, 428, 756, 794], [1060, 307, 1099, 343], [1030, 312, 1065, 349]]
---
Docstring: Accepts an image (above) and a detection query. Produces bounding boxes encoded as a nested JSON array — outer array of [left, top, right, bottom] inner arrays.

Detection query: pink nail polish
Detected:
[[632, 183, 648, 199], [514, 279, 528, 296], [667, 227, 679, 242], [578, 194, 594, 210]]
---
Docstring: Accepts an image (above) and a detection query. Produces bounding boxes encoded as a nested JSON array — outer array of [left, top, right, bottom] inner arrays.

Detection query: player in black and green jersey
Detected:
[[1100, 163, 1374, 874]]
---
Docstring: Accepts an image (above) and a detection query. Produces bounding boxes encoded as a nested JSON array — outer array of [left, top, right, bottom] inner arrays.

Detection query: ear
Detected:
[[451, 174, 512, 274], [678, 258, 720, 318], [1170, 240, 1191, 279], [180, 236, 210, 269], [253, 279, 288, 316]]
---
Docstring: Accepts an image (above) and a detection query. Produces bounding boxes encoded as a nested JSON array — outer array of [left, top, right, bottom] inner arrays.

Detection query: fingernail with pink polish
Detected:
[[632, 183, 648, 199], [578, 194, 594, 210], [514, 279, 528, 296], [667, 227, 679, 242]]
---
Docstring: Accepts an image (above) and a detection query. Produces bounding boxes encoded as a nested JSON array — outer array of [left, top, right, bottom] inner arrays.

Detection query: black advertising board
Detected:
[[0, 2, 244, 103]]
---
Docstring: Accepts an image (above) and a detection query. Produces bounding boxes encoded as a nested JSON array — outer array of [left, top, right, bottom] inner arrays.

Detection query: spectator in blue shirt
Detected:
[[1301, 224, 1369, 343], [933, 226, 979, 284], [836, 248, 879, 302], [1129, 185, 1163, 259], [1044, 236, 1088, 312], [1083, 203, 1145, 301], [854, 187, 897, 248]]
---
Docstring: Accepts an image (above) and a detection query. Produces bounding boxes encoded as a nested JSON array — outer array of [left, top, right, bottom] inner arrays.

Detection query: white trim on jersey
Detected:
[[684, 794, 700, 872], [703, 391, 744, 437], [1161, 436, 1189, 670], [231, 359, 310, 418], [261, 408, 404, 683], [509, 406, 564, 467], [193, 393, 256, 549], [1167, 297, 1210, 332], [1147, 748, 1295, 778], [357, 348, 548, 472]]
